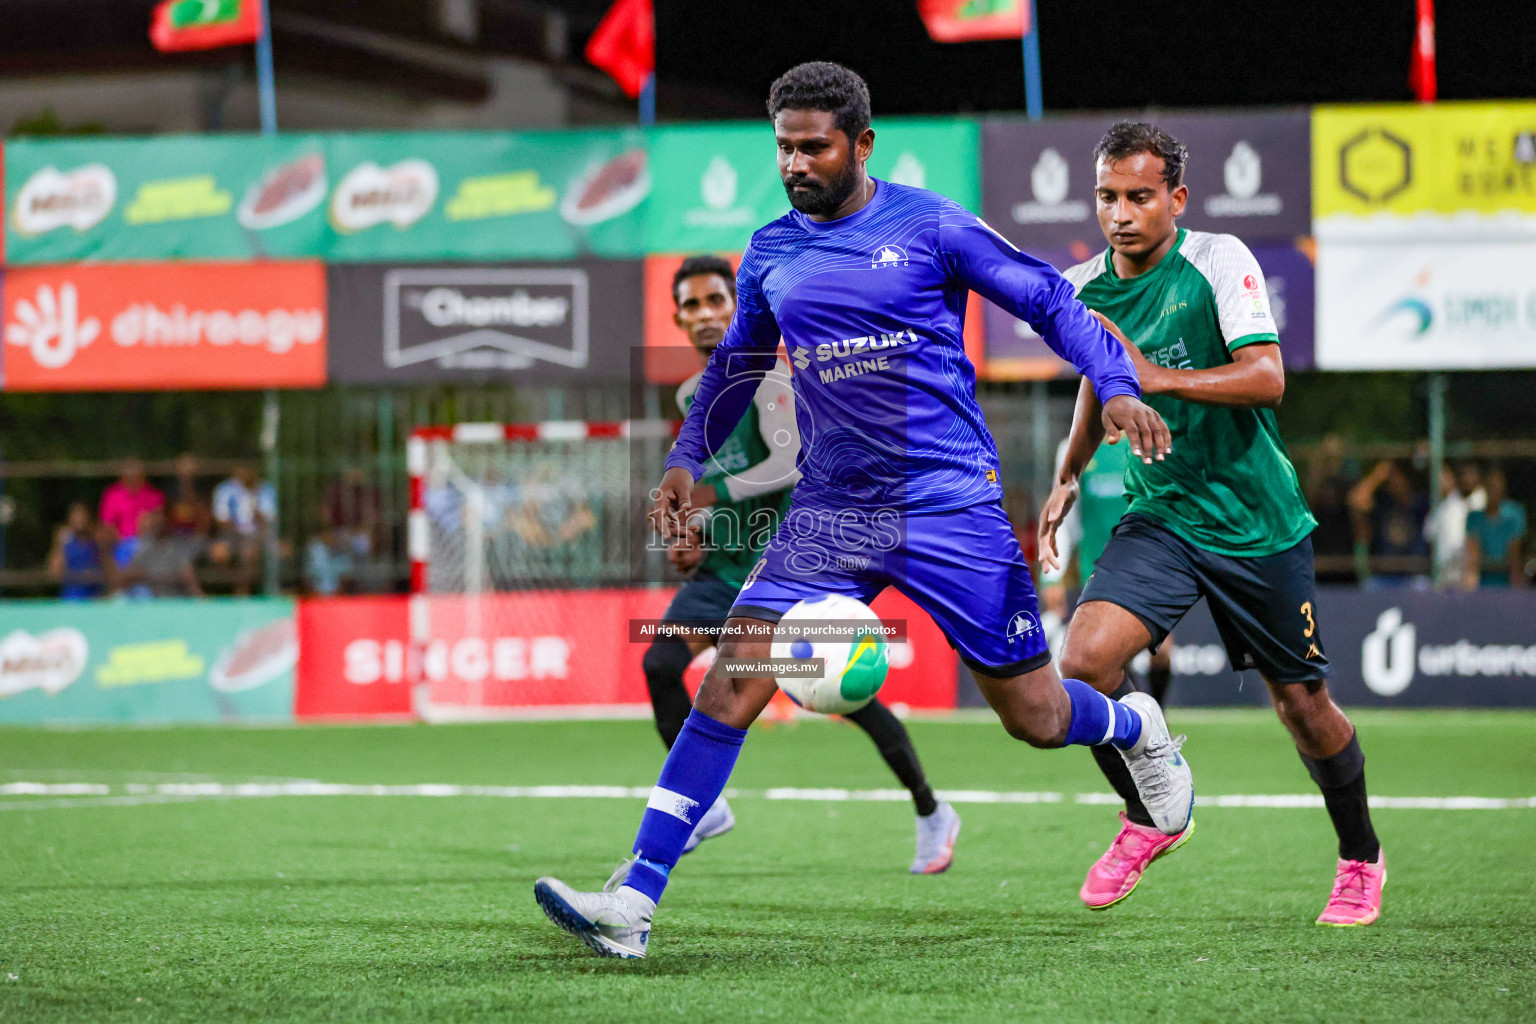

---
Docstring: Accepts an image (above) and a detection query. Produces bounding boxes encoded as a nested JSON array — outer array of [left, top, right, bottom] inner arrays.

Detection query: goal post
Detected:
[[406, 419, 679, 720]]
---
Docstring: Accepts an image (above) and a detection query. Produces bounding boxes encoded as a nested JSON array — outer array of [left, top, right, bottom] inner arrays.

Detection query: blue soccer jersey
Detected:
[[664, 179, 1141, 513]]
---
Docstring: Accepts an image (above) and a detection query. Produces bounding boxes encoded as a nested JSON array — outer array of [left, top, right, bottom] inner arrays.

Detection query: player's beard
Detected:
[[783, 159, 861, 216]]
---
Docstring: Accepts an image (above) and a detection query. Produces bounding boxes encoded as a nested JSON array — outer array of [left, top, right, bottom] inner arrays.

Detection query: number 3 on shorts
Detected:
[[1300, 601, 1316, 638]]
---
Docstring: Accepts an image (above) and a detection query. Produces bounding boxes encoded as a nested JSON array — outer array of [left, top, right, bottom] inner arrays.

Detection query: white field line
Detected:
[[0, 781, 1532, 812]]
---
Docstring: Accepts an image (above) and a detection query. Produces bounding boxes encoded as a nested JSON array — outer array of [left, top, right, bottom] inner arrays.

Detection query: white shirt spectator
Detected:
[[213, 476, 277, 536], [1426, 485, 1486, 586]]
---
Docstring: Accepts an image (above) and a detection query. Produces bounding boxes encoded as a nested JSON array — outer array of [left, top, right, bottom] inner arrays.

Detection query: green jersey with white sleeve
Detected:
[[1065, 229, 1315, 557]]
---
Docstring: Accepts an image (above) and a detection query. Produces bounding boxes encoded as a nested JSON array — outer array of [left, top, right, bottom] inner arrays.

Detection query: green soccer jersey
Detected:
[[676, 361, 797, 586], [1065, 229, 1316, 557], [1076, 439, 1132, 582]]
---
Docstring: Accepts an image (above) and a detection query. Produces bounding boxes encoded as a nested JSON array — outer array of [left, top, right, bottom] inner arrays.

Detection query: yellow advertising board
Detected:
[[1313, 102, 1536, 232]]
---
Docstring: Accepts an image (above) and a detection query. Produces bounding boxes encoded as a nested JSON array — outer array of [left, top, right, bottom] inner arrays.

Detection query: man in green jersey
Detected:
[[1038, 123, 1384, 926], [642, 255, 961, 873]]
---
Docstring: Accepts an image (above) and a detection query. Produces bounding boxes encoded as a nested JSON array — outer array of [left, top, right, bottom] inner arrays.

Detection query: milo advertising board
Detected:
[[0, 599, 296, 724], [323, 129, 650, 261], [4, 129, 652, 264], [5, 134, 330, 263]]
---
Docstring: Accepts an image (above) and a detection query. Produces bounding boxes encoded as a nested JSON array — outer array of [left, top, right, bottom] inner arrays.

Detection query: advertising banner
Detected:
[[646, 118, 980, 254], [981, 110, 1310, 253], [327, 259, 640, 384], [5, 134, 330, 264], [4, 129, 651, 264], [1312, 102, 1536, 242], [0, 598, 296, 724], [1100, 588, 1536, 708], [292, 588, 957, 719], [2, 262, 326, 391], [982, 241, 1316, 378], [1317, 241, 1536, 369], [323, 129, 650, 262]]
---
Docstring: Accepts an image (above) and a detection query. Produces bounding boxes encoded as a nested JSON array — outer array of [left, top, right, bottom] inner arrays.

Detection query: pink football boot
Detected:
[[1316, 851, 1386, 926], [1080, 812, 1195, 910]]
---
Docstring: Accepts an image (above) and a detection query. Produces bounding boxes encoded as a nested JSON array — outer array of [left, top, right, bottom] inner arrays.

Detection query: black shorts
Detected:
[[1079, 514, 1330, 684], [659, 572, 741, 635]]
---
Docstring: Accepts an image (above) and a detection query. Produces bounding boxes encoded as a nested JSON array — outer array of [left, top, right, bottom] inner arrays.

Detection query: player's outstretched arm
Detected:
[[937, 207, 1170, 463], [1095, 311, 1285, 410], [1039, 377, 1103, 572]]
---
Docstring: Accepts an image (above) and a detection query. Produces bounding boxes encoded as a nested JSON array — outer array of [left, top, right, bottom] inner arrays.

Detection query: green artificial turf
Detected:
[[1, 710, 1533, 1023]]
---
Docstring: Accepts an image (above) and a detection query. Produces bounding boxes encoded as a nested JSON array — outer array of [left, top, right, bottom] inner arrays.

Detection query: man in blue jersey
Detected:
[[643, 254, 963, 873], [534, 62, 1190, 960]]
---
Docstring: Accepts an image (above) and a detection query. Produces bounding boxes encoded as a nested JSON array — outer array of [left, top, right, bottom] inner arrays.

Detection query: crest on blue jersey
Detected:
[[870, 244, 909, 268], [1006, 611, 1039, 640]]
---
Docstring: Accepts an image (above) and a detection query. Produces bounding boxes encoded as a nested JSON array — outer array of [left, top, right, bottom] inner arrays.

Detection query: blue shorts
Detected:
[[730, 501, 1050, 677], [1080, 514, 1330, 684]]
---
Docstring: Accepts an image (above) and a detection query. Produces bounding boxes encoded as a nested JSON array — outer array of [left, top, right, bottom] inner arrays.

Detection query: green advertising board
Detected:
[[645, 116, 981, 253], [0, 598, 295, 724], [4, 134, 330, 263], [4, 129, 651, 264], [323, 128, 650, 261]]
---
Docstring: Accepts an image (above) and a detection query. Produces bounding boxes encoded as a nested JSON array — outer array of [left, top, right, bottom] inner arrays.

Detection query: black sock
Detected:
[[1148, 660, 1172, 707], [845, 700, 938, 816], [1299, 731, 1380, 863], [642, 638, 695, 749], [1090, 674, 1157, 829]]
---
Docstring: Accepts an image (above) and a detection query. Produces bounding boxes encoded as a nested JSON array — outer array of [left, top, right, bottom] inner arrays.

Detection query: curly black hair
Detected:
[[1092, 121, 1188, 189], [766, 61, 871, 142], [672, 254, 736, 308]]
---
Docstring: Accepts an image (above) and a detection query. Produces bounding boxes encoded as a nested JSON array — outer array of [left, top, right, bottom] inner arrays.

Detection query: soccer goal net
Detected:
[[406, 420, 677, 720]]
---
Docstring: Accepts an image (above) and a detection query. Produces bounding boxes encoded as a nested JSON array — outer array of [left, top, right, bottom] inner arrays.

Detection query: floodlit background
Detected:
[[0, 2, 1532, 1021]]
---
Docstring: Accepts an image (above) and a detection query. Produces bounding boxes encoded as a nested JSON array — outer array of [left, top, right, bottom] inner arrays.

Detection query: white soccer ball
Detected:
[[769, 594, 890, 715]]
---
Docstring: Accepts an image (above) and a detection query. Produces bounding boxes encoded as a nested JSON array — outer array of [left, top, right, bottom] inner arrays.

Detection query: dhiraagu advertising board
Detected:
[[0, 599, 296, 724]]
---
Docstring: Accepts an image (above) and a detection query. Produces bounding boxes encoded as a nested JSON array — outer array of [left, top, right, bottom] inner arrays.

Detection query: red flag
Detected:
[[1409, 0, 1436, 102], [150, 0, 262, 52], [916, 0, 1028, 43], [586, 0, 655, 99]]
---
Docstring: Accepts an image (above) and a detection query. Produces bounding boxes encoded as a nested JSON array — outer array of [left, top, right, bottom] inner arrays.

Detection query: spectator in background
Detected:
[[211, 464, 276, 596], [99, 459, 163, 561], [47, 502, 109, 600], [1465, 466, 1527, 588], [1349, 459, 1430, 587], [119, 507, 202, 598], [1425, 464, 1470, 589], [1458, 462, 1488, 514], [1305, 434, 1358, 584], [165, 453, 212, 539], [304, 527, 354, 596], [322, 466, 383, 557]]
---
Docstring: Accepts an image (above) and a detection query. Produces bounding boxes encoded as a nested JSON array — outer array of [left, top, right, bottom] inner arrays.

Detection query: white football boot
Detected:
[[534, 858, 656, 959], [910, 800, 961, 874], [1117, 692, 1195, 835], [681, 795, 735, 854]]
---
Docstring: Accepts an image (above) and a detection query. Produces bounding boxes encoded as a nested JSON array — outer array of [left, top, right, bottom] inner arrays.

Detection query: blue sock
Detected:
[[623, 709, 747, 903], [1061, 678, 1142, 750]]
